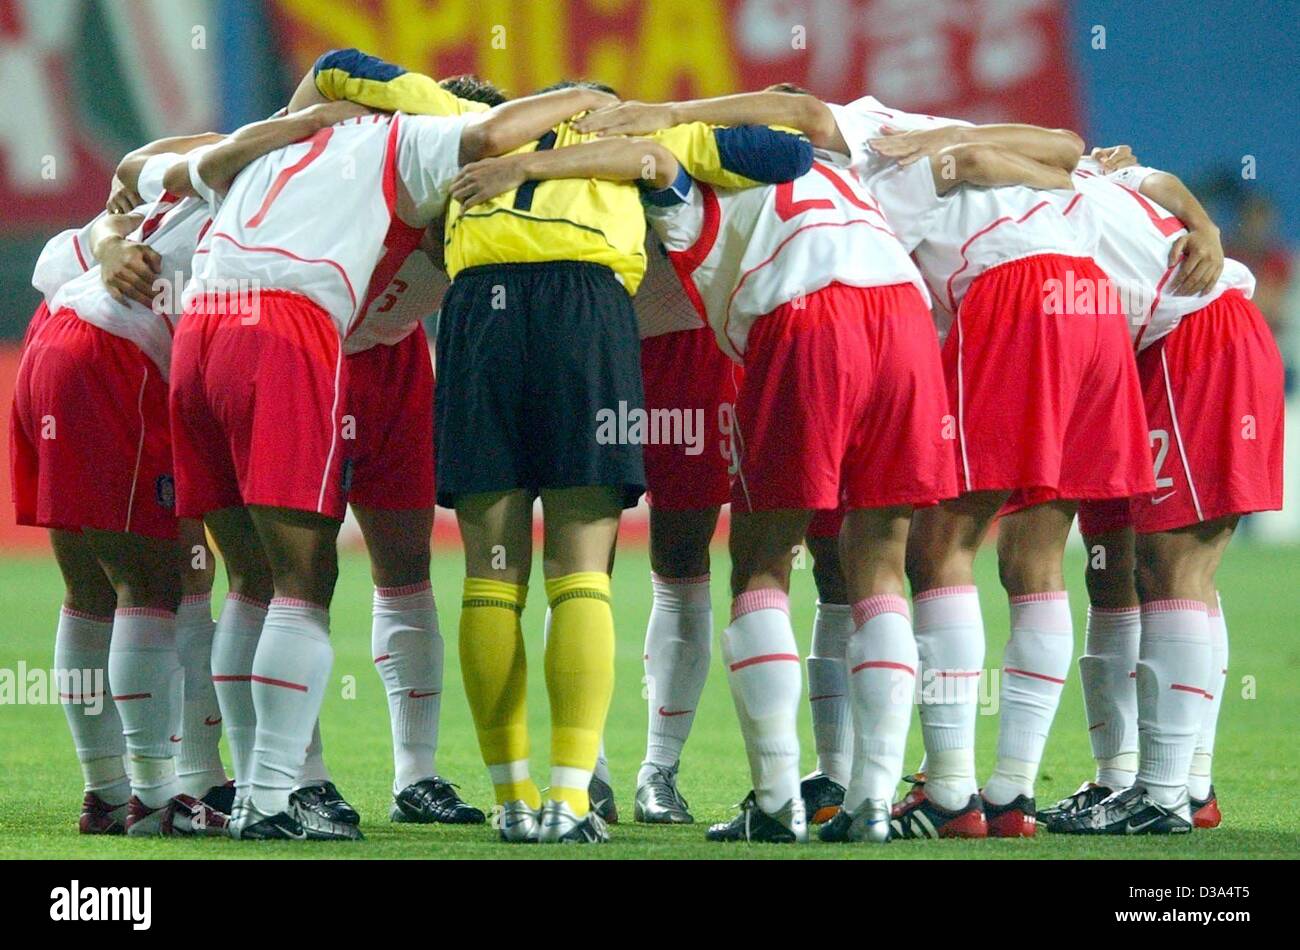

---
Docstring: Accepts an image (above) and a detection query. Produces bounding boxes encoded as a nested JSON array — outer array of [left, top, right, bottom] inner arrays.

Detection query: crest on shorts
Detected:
[[155, 474, 176, 511]]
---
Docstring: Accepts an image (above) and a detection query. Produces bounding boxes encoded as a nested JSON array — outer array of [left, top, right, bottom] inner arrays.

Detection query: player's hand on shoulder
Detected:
[[1169, 225, 1225, 296], [451, 155, 528, 210], [106, 175, 142, 215], [573, 101, 672, 137], [869, 125, 963, 165], [1091, 144, 1138, 172], [99, 237, 162, 308]]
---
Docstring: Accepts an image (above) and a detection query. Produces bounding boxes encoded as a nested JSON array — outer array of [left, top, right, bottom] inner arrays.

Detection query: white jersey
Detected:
[[345, 241, 448, 355], [185, 112, 471, 340], [829, 96, 1100, 326], [32, 214, 104, 302], [632, 235, 705, 340], [1072, 158, 1255, 350], [50, 192, 212, 378], [646, 159, 927, 360]]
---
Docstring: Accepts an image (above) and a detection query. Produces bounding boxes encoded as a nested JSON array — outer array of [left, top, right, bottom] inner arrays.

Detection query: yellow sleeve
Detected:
[[649, 123, 762, 190], [313, 48, 485, 117]]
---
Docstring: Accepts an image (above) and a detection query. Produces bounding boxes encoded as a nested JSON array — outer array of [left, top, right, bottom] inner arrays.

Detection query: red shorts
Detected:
[[640, 325, 741, 510], [10, 307, 177, 539], [733, 282, 958, 513], [345, 326, 435, 511], [1129, 290, 1285, 532], [169, 291, 349, 520], [954, 254, 1153, 503]]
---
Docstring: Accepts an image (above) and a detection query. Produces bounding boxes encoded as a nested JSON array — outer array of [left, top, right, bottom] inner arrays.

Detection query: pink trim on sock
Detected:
[[375, 580, 432, 598], [1207, 604, 1222, 618], [652, 572, 710, 586], [1171, 683, 1210, 697], [914, 585, 977, 603], [852, 594, 910, 627], [934, 669, 982, 679], [60, 607, 113, 624], [249, 673, 308, 692], [1089, 605, 1140, 616], [180, 593, 211, 606], [270, 596, 328, 612], [227, 592, 269, 610], [115, 607, 176, 619], [112, 692, 152, 701], [372, 653, 391, 664], [1142, 599, 1207, 614], [1004, 667, 1067, 685], [1009, 591, 1068, 605], [211, 674, 252, 683], [730, 588, 789, 620], [850, 659, 916, 677], [728, 652, 800, 672]]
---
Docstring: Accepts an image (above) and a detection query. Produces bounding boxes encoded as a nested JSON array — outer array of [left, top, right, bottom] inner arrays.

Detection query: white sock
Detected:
[[807, 601, 855, 787], [1189, 594, 1228, 800], [722, 590, 802, 814], [211, 594, 266, 799], [594, 738, 611, 785], [372, 581, 442, 793], [296, 720, 331, 786], [249, 598, 334, 817], [1080, 605, 1140, 789], [912, 586, 984, 810], [55, 608, 129, 803], [175, 593, 227, 797], [108, 608, 184, 808], [639, 573, 712, 782], [1136, 600, 1211, 808], [984, 592, 1073, 805], [844, 595, 917, 812]]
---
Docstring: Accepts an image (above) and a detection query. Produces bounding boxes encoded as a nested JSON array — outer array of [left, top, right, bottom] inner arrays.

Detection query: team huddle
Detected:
[[9, 47, 1284, 845]]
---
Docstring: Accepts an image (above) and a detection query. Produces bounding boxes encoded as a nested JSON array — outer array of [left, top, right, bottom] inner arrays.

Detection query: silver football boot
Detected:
[[634, 763, 694, 824], [497, 800, 541, 843]]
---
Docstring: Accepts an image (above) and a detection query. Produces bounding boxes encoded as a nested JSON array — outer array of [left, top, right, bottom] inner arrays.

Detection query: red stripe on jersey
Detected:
[[350, 117, 423, 336], [245, 127, 335, 229], [1133, 260, 1179, 351], [71, 233, 88, 272], [944, 200, 1053, 314], [210, 232, 357, 312], [666, 182, 721, 321], [723, 218, 897, 350]]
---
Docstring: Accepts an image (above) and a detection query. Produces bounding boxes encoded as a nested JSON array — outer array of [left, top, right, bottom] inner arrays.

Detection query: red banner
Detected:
[[271, 0, 1079, 129]]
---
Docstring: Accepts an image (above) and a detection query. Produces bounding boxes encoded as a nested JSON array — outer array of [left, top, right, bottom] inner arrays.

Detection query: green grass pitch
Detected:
[[1, 540, 1298, 860]]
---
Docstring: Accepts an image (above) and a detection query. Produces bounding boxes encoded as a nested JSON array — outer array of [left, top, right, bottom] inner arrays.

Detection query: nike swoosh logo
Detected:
[[204, 715, 222, 726], [408, 689, 440, 699], [503, 817, 530, 828], [1126, 815, 1163, 834], [1152, 491, 1177, 505], [658, 706, 694, 717], [169, 735, 182, 743]]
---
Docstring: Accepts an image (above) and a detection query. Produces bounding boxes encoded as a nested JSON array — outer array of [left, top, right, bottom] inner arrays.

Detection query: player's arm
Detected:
[[451, 138, 681, 210], [932, 143, 1073, 194], [159, 101, 371, 201], [1130, 167, 1224, 296], [112, 133, 225, 212], [651, 123, 812, 189], [88, 213, 160, 307], [309, 47, 469, 116], [458, 86, 620, 165], [873, 124, 1085, 172], [576, 93, 850, 155]]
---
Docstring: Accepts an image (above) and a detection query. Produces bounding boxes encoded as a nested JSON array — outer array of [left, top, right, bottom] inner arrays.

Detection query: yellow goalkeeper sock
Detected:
[[460, 577, 539, 808], [544, 572, 615, 817]]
